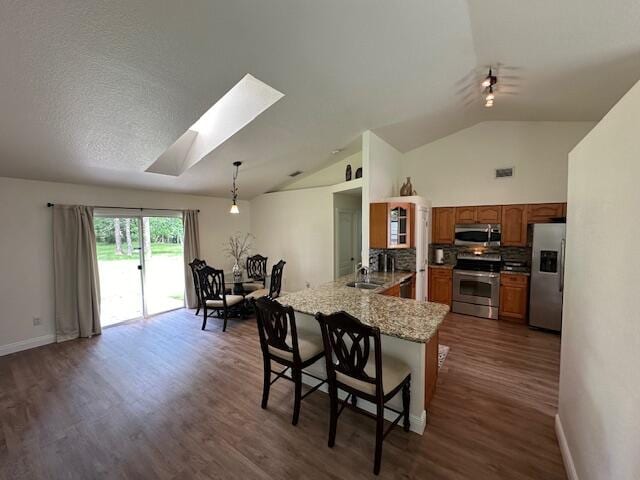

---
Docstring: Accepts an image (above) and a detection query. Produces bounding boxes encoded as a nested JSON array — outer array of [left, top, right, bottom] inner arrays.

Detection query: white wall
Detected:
[[0, 177, 250, 353], [250, 186, 334, 293], [279, 151, 362, 191], [558, 82, 640, 480], [362, 130, 402, 266], [401, 121, 594, 207]]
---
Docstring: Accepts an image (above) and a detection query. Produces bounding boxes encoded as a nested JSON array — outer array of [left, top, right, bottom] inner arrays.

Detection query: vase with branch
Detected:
[[225, 232, 253, 282]]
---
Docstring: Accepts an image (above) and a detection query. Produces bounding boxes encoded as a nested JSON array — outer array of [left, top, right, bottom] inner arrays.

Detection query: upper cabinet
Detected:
[[432, 207, 455, 244], [501, 204, 528, 246], [370, 203, 388, 249], [477, 205, 502, 223], [455, 206, 477, 224], [369, 202, 415, 249], [427, 202, 567, 246], [527, 203, 566, 223], [455, 205, 502, 224]]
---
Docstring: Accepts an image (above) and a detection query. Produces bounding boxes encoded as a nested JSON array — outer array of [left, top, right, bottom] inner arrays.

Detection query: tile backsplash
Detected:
[[429, 244, 531, 266], [370, 248, 416, 272]]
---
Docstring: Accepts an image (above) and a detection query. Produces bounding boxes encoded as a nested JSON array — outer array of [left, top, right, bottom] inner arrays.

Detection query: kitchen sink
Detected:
[[345, 281, 382, 290]]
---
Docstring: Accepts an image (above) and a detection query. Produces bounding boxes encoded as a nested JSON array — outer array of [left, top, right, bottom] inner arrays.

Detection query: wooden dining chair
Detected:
[[197, 266, 244, 332], [315, 311, 411, 476], [253, 297, 326, 425], [188, 258, 207, 316], [244, 254, 268, 292], [246, 259, 286, 301]]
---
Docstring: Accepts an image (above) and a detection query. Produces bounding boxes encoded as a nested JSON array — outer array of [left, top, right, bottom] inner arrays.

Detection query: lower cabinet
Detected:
[[499, 274, 529, 322], [428, 267, 452, 306], [381, 284, 400, 297]]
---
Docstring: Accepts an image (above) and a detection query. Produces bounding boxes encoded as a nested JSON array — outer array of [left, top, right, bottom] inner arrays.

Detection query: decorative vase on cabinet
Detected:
[[400, 177, 414, 196]]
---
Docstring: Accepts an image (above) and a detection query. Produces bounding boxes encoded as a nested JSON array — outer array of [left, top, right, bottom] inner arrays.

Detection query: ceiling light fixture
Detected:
[[482, 67, 498, 107], [229, 161, 242, 214], [481, 67, 497, 89], [485, 88, 495, 102]]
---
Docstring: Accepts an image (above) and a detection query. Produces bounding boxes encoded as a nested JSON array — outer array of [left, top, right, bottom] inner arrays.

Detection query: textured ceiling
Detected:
[[1, 0, 639, 198]]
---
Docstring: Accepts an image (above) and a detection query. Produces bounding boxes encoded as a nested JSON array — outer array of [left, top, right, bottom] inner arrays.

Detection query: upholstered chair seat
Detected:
[[336, 354, 410, 396], [206, 295, 244, 308], [245, 288, 268, 300], [268, 333, 324, 362]]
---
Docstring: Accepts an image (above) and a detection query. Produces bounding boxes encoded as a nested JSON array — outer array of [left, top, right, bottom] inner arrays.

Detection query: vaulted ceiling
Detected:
[[1, 0, 639, 198]]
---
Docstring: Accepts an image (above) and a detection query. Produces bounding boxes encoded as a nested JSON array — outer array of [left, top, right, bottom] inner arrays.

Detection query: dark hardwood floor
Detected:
[[0, 310, 566, 479]]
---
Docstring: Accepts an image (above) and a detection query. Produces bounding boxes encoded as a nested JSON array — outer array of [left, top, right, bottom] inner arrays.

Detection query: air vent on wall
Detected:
[[495, 167, 514, 179], [289, 170, 303, 177]]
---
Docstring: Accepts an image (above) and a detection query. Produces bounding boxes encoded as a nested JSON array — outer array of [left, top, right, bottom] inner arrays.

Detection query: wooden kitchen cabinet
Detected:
[[455, 205, 502, 225], [370, 202, 388, 249], [527, 203, 566, 223], [499, 273, 529, 322], [455, 206, 477, 224], [428, 267, 452, 306], [432, 207, 455, 244], [381, 284, 401, 297], [369, 202, 414, 249], [388, 202, 414, 249], [501, 204, 528, 246], [477, 205, 502, 223]]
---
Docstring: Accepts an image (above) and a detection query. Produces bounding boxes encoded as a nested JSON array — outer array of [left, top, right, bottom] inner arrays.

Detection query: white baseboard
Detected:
[[301, 374, 426, 435], [0, 334, 56, 357], [555, 413, 579, 480]]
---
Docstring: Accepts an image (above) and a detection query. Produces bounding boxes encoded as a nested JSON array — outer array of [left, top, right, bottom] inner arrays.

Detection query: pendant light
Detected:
[[482, 67, 498, 108], [230, 161, 242, 214]]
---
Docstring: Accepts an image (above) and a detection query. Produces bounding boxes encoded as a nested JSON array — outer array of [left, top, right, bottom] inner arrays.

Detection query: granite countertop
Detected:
[[279, 271, 449, 344]]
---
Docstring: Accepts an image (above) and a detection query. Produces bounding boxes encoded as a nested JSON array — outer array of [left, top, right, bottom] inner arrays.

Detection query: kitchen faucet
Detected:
[[354, 262, 370, 283]]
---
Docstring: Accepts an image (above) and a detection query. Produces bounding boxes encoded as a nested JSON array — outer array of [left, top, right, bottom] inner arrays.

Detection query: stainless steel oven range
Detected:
[[452, 253, 501, 319]]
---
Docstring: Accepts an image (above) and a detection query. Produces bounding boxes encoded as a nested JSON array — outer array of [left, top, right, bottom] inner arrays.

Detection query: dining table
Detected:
[[224, 272, 270, 296]]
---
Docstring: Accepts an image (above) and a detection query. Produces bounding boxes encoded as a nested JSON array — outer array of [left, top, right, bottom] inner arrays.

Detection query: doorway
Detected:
[[334, 190, 362, 278], [94, 213, 185, 326]]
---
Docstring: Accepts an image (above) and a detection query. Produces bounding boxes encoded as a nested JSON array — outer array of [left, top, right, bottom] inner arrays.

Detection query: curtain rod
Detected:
[[46, 203, 199, 212]]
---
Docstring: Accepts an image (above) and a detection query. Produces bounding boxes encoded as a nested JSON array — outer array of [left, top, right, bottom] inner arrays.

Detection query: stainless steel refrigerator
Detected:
[[529, 223, 566, 332]]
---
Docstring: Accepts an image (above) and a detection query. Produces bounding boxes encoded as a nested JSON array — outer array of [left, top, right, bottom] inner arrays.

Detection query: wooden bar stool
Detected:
[[253, 296, 326, 425], [315, 310, 411, 475]]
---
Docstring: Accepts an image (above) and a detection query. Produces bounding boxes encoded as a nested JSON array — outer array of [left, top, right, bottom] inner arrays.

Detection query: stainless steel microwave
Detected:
[[454, 224, 501, 247]]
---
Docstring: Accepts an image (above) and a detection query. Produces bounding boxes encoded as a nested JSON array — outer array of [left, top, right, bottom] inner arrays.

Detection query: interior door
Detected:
[[94, 216, 144, 326], [336, 208, 358, 277]]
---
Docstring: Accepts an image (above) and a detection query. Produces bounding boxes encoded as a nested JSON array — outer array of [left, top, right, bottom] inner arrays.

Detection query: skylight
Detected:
[[146, 74, 284, 176]]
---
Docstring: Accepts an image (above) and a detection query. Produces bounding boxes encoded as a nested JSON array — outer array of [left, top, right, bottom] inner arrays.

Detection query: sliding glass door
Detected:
[[94, 217, 144, 326], [94, 213, 185, 326], [143, 217, 185, 315]]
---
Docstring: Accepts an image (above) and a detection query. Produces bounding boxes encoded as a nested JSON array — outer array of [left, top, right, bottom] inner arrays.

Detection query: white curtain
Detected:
[[52, 205, 101, 342], [183, 210, 201, 309]]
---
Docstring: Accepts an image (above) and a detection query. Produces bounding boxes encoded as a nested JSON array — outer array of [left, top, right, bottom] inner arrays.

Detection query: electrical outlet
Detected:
[[33, 316, 41, 326]]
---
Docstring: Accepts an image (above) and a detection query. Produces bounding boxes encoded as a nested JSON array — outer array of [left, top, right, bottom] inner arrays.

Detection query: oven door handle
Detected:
[[454, 270, 500, 279]]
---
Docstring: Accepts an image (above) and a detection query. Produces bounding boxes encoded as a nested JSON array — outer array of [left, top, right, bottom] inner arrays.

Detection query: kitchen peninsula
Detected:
[[279, 271, 449, 435]]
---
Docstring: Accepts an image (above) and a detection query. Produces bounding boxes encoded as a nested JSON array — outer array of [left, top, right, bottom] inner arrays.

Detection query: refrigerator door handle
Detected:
[[559, 238, 566, 292]]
